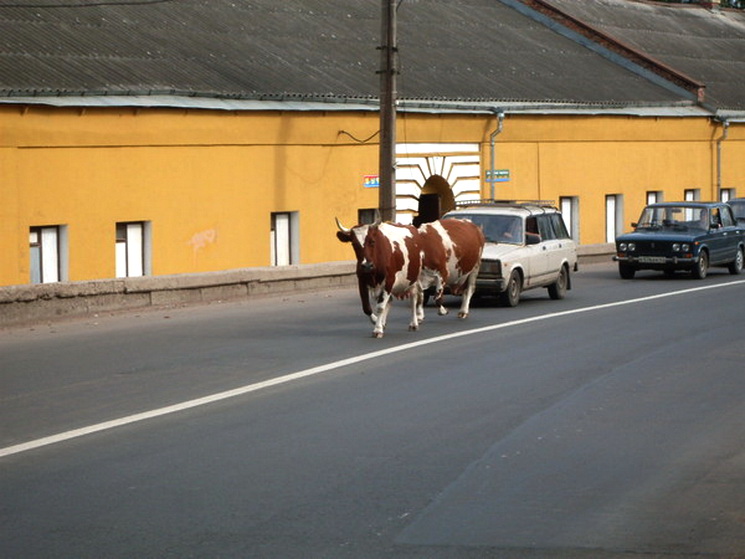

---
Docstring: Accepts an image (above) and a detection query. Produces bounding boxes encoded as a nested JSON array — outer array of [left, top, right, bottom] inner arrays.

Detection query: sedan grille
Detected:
[[632, 241, 670, 255]]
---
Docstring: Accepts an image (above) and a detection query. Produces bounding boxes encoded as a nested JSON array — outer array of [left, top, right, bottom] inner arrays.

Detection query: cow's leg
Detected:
[[409, 284, 423, 331], [415, 283, 425, 323], [366, 286, 383, 325], [368, 288, 378, 325], [359, 275, 373, 318], [372, 292, 392, 338], [434, 276, 448, 316], [417, 269, 438, 322], [458, 269, 479, 319]]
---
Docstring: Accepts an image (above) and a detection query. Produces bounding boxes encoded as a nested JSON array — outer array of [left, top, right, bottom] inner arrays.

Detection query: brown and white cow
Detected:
[[418, 218, 485, 319], [336, 214, 485, 337], [336, 215, 423, 338]]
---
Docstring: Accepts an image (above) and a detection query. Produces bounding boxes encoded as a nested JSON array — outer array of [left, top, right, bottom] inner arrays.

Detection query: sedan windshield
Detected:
[[454, 214, 523, 244], [636, 206, 709, 231]]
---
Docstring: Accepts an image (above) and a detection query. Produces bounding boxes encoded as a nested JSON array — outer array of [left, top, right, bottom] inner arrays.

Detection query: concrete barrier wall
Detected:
[[0, 244, 614, 328], [0, 262, 358, 328]]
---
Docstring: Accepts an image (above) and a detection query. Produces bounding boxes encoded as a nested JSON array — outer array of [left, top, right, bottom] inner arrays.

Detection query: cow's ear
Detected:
[[336, 231, 353, 243]]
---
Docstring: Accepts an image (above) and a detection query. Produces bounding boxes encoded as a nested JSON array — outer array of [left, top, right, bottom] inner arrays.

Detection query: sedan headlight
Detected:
[[672, 243, 691, 252], [619, 242, 636, 252], [672, 243, 680, 252]]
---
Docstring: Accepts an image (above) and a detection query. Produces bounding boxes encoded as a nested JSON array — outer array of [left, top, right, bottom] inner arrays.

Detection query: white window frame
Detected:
[[559, 196, 579, 242], [646, 191, 664, 205], [720, 188, 736, 203], [684, 189, 701, 202], [116, 221, 151, 278], [29, 225, 68, 284], [271, 212, 299, 266], [605, 194, 624, 243]]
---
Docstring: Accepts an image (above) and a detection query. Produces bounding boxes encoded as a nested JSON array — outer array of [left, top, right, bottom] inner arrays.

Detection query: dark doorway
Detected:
[[416, 193, 441, 225], [413, 175, 455, 226]]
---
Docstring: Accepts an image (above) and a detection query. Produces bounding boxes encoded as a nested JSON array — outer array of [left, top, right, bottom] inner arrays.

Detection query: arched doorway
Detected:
[[413, 175, 456, 226], [394, 144, 481, 224]]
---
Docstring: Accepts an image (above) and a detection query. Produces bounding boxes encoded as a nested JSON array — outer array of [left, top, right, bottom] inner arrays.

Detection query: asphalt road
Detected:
[[2, 262, 745, 558]]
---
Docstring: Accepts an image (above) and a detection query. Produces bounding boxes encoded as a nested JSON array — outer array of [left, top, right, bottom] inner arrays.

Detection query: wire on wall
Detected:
[[338, 129, 380, 144]]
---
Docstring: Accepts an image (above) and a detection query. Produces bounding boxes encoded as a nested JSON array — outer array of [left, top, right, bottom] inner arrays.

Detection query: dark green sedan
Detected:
[[614, 201, 745, 279]]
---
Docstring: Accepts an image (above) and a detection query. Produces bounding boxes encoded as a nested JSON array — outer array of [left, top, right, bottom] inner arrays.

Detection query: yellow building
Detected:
[[1, 0, 744, 287]]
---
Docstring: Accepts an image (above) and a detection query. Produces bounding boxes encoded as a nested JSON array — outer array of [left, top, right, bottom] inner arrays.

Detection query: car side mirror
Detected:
[[526, 233, 541, 245]]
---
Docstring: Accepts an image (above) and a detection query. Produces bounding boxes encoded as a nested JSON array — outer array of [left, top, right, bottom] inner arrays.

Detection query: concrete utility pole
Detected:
[[378, 0, 397, 222]]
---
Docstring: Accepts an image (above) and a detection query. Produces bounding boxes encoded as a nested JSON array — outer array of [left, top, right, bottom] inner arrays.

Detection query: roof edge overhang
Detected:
[[398, 99, 709, 117], [0, 94, 711, 118], [714, 110, 745, 123]]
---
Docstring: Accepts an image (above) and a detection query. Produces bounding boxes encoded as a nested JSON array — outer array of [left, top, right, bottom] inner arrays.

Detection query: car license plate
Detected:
[[638, 256, 666, 264]]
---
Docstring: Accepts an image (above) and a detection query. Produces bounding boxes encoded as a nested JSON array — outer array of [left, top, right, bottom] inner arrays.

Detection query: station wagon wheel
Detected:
[[728, 247, 744, 275], [499, 270, 522, 307], [548, 265, 568, 300], [691, 250, 708, 280]]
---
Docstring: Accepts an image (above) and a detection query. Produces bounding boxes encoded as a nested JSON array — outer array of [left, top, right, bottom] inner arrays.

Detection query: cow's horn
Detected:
[[335, 217, 351, 233]]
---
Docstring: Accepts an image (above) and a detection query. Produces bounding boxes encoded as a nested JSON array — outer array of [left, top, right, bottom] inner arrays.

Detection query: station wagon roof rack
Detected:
[[454, 199, 558, 211]]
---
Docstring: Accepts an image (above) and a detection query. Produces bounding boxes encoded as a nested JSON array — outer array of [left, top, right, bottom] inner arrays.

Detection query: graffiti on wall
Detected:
[[188, 228, 218, 263]]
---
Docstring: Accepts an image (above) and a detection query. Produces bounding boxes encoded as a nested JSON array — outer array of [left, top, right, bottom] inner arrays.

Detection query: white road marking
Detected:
[[2, 279, 744, 459]]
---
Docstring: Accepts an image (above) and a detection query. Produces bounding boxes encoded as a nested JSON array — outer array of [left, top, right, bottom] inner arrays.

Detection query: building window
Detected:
[[559, 197, 579, 242], [358, 208, 377, 225], [29, 225, 67, 284], [646, 191, 664, 205], [605, 195, 624, 243], [684, 189, 700, 201], [720, 188, 736, 202], [271, 212, 299, 266], [116, 221, 151, 278]]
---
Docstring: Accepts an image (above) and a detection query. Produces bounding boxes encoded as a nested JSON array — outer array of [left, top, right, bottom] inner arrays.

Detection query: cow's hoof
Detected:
[[372, 331, 384, 338], [458, 312, 468, 319], [438, 308, 449, 316], [408, 324, 419, 331]]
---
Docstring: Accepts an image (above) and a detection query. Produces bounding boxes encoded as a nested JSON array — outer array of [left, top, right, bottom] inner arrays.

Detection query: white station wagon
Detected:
[[444, 200, 578, 307]]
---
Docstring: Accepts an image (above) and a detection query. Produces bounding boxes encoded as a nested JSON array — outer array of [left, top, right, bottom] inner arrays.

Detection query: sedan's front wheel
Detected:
[[692, 250, 708, 280], [619, 263, 636, 280]]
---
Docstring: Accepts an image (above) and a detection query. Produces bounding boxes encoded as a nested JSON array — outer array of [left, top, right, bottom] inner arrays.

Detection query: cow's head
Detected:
[[336, 212, 385, 277], [336, 213, 390, 317]]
